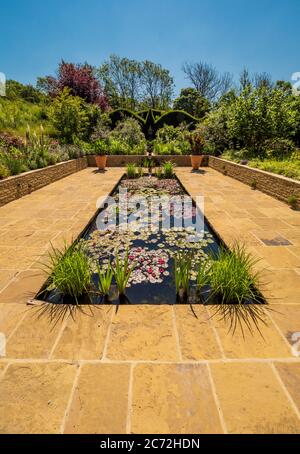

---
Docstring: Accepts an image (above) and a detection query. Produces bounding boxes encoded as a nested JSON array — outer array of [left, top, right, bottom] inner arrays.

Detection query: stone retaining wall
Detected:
[[0, 157, 88, 207], [1, 154, 299, 208], [209, 156, 300, 205]]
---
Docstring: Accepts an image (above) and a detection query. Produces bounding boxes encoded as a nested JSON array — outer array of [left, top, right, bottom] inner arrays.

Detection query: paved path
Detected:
[[0, 167, 300, 434]]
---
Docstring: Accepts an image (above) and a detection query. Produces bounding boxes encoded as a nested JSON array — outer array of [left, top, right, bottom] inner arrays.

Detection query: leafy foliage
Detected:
[[48, 88, 92, 143], [153, 124, 191, 155], [6, 79, 46, 104], [0, 96, 50, 136], [38, 60, 109, 109], [226, 85, 297, 154], [173, 88, 210, 118], [189, 129, 206, 155], [98, 55, 174, 110], [111, 117, 146, 149]]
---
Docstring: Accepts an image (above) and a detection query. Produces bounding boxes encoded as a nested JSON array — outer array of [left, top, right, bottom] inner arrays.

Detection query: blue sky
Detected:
[[1, 0, 299, 94]]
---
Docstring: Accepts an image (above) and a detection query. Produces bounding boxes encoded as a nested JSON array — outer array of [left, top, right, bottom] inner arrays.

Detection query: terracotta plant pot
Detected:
[[95, 155, 107, 170], [190, 155, 204, 170]]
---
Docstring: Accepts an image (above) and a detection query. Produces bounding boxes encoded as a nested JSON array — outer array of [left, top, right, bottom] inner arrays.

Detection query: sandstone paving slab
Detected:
[[261, 269, 300, 305], [275, 363, 300, 412], [51, 306, 112, 360], [251, 246, 300, 269], [131, 364, 223, 434], [0, 230, 36, 247], [64, 364, 130, 434], [230, 217, 260, 232], [207, 306, 292, 359], [22, 231, 61, 248], [0, 246, 44, 270], [0, 270, 17, 292], [0, 269, 46, 304], [288, 246, 300, 259], [210, 362, 300, 434], [252, 217, 291, 230], [0, 362, 78, 434], [0, 363, 9, 376], [269, 305, 300, 348], [283, 216, 300, 228], [107, 306, 179, 361], [174, 306, 222, 360], [6, 305, 63, 359], [0, 303, 28, 339], [251, 229, 292, 246]]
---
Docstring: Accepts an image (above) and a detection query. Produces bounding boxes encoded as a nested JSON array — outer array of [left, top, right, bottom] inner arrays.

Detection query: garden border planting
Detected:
[[209, 156, 300, 206]]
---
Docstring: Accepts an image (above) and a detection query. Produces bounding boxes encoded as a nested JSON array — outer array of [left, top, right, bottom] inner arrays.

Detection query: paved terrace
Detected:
[[0, 167, 300, 434]]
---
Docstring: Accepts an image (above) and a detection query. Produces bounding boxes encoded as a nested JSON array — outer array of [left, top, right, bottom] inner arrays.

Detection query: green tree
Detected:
[[98, 55, 174, 110], [227, 85, 297, 154], [49, 88, 90, 143], [200, 105, 231, 154], [98, 55, 141, 109], [6, 80, 46, 103], [173, 88, 210, 118], [140, 60, 174, 109]]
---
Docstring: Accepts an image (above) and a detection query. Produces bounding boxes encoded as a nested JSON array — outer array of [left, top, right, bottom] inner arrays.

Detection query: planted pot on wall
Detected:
[[95, 155, 107, 170], [190, 155, 205, 170]]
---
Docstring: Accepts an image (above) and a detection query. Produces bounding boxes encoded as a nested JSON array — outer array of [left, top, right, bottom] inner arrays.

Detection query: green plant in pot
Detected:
[[189, 131, 206, 170], [92, 139, 109, 170]]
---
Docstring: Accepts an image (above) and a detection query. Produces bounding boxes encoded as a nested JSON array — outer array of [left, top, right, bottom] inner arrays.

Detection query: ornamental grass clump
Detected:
[[126, 163, 137, 179], [41, 242, 91, 304], [112, 250, 136, 296], [209, 244, 261, 304], [162, 161, 175, 179], [196, 258, 212, 301], [96, 261, 113, 297], [174, 252, 192, 300]]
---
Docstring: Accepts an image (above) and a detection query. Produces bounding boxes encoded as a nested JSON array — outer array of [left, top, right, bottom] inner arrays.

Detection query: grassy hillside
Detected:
[[0, 97, 54, 137]]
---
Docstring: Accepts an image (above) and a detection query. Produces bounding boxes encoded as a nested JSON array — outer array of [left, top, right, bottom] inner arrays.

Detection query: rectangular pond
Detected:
[[38, 175, 264, 306]]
